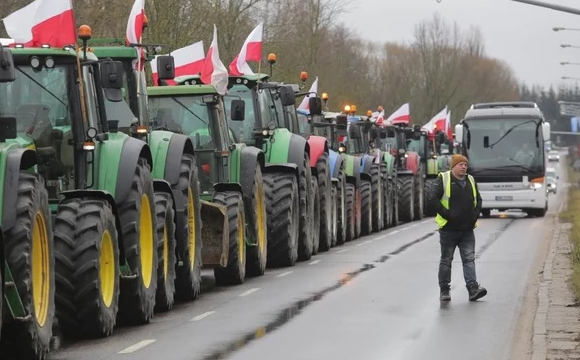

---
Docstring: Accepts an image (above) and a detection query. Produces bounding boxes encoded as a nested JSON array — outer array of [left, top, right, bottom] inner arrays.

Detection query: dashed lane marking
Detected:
[[190, 311, 215, 322], [276, 271, 293, 278], [118, 340, 156, 354], [309, 260, 321, 265], [336, 249, 349, 254], [355, 240, 373, 247], [239, 288, 260, 297]]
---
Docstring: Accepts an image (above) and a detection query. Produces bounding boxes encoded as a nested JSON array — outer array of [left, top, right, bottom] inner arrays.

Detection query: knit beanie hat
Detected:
[[451, 154, 468, 169]]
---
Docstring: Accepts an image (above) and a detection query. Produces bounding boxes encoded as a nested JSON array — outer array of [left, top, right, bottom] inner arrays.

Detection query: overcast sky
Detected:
[[339, 0, 580, 90]]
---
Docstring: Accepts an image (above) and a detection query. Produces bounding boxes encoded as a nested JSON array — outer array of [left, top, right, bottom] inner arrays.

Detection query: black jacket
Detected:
[[428, 172, 483, 231]]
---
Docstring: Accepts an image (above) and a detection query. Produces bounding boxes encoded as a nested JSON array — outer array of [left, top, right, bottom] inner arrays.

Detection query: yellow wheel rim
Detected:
[[163, 225, 169, 280], [256, 184, 266, 253], [32, 211, 50, 327], [238, 208, 244, 264], [140, 194, 154, 288], [100, 230, 115, 307], [187, 187, 196, 270]]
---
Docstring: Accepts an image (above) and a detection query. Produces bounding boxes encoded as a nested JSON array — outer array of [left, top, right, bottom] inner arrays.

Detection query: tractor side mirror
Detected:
[[483, 136, 489, 148], [230, 99, 245, 121], [156, 55, 175, 82], [0, 117, 17, 142], [279, 86, 296, 106], [0, 47, 15, 82], [308, 97, 322, 116], [100, 60, 124, 102]]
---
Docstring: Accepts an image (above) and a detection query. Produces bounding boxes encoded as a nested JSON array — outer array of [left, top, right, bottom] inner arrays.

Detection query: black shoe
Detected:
[[468, 284, 487, 301], [440, 289, 451, 301]]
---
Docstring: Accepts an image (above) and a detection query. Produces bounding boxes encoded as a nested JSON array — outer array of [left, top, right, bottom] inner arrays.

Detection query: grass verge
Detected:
[[561, 159, 580, 299]]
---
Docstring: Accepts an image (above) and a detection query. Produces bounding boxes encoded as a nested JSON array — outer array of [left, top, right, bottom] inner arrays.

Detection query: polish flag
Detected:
[[151, 41, 205, 86], [201, 25, 228, 95], [3, 0, 76, 48], [126, 0, 145, 46], [298, 76, 318, 112], [385, 103, 410, 125], [372, 108, 385, 126], [421, 106, 447, 134], [229, 22, 263, 76], [445, 110, 453, 139]]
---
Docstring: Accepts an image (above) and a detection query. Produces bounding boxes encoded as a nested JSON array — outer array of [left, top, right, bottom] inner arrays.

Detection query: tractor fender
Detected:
[[382, 152, 396, 176], [359, 154, 374, 175], [286, 133, 309, 177], [239, 146, 265, 202], [352, 156, 362, 187], [263, 163, 299, 178], [214, 182, 243, 195], [153, 132, 195, 187], [60, 189, 126, 263], [112, 136, 153, 205], [2, 148, 37, 232], [360, 172, 372, 182], [405, 151, 420, 176], [307, 135, 328, 168], [345, 175, 357, 187], [329, 150, 344, 179], [153, 179, 178, 217]]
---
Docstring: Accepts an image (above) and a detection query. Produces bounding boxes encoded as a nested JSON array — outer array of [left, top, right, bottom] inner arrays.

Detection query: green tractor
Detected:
[[89, 43, 207, 308], [146, 80, 268, 284], [5, 31, 159, 340], [0, 45, 55, 360]]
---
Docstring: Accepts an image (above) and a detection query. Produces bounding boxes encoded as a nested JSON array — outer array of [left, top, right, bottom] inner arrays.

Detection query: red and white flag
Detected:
[[3, 0, 76, 48], [445, 110, 453, 139], [421, 106, 447, 134], [201, 25, 228, 95], [126, 0, 145, 46], [385, 103, 410, 125], [151, 41, 205, 85], [372, 108, 385, 126], [229, 22, 263, 76], [298, 76, 318, 112]]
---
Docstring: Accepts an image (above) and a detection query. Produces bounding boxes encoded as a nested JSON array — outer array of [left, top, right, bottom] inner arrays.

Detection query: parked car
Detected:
[[546, 167, 558, 194], [548, 150, 560, 162]]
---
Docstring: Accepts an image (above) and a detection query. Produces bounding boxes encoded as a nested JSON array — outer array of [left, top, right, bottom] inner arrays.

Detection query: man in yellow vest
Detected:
[[430, 154, 487, 301]]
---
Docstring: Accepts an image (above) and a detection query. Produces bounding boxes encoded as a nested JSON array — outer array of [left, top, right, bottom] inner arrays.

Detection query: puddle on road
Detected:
[[202, 263, 375, 360]]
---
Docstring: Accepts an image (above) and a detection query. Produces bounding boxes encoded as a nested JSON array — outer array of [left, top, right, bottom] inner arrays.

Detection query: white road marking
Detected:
[[421, 219, 432, 225], [276, 271, 293, 278], [309, 260, 321, 265], [190, 311, 215, 322], [118, 340, 156, 354], [390, 230, 399, 235], [239, 288, 260, 297], [336, 249, 348, 253], [355, 240, 373, 247]]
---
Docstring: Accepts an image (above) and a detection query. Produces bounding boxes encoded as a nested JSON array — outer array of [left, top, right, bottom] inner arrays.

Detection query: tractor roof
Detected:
[[90, 46, 139, 60], [10, 47, 98, 61], [147, 84, 219, 96]]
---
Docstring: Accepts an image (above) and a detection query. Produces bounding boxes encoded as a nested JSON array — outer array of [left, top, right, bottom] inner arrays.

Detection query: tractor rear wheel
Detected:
[[345, 183, 356, 242], [264, 172, 299, 267], [54, 199, 119, 338], [245, 166, 268, 277], [298, 153, 314, 261], [330, 184, 338, 247], [371, 165, 383, 232], [413, 172, 425, 220], [117, 157, 158, 325], [424, 178, 438, 217], [335, 169, 347, 245], [174, 154, 202, 301], [154, 192, 177, 312], [213, 191, 246, 285], [316, 153, 332, 252], [398, 176, 415, 223], [311, 175, 321, 255], [360, 179, 372, 236], [2, 172, 54, 359]]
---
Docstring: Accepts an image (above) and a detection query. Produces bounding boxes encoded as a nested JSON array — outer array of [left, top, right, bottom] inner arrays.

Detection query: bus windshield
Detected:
[[464, 118, 544, 174]]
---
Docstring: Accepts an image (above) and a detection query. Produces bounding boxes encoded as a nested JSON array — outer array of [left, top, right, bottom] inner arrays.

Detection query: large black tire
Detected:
[[173, 154, 202, 301], [245, 166, 268, 277], [117, 157, 158, 325], [354, 186, 362, 239], [345, 183, 356, 242], [481, 209, 491, 218], [316, 153, 332, 252], [413, 171, 425, 221], [311, 175, 321, 255], [330, 184, 338, 247], [54, 199, 119, 338], [391, 177, 400, 227], [213, 191, 246, 285], [398, 176, 415, 223], [424, 178, 438, 217], [298, 153, 314, 261], [360, 179, 372, 236], [1, 172, 54, 359], [154, 192, 177, 312], [382, 167, 392, 229], [264, 172, 299, 267], [335, 168, 347, 245], [371, 165, 383, 232]]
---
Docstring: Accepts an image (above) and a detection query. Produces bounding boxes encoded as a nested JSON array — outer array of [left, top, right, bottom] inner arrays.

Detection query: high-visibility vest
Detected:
[[435, 171, 478, 229]]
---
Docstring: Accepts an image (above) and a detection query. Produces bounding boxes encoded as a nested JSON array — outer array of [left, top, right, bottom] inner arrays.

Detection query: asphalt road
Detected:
[[46, 156, 566, 360]]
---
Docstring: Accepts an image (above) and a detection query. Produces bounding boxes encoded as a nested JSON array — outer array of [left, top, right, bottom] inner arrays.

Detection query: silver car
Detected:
[[548, 150, 560, 162]]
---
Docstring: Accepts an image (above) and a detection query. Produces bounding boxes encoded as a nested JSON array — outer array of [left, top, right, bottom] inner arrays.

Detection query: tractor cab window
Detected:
[[225, 84, 256, 145]]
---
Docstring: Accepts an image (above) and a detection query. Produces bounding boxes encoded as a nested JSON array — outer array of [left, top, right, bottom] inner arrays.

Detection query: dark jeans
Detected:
[[438, 229, 477, 290]]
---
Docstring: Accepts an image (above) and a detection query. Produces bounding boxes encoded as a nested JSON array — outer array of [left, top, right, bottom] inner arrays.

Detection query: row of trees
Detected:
[[0, 0, 576, 132]]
